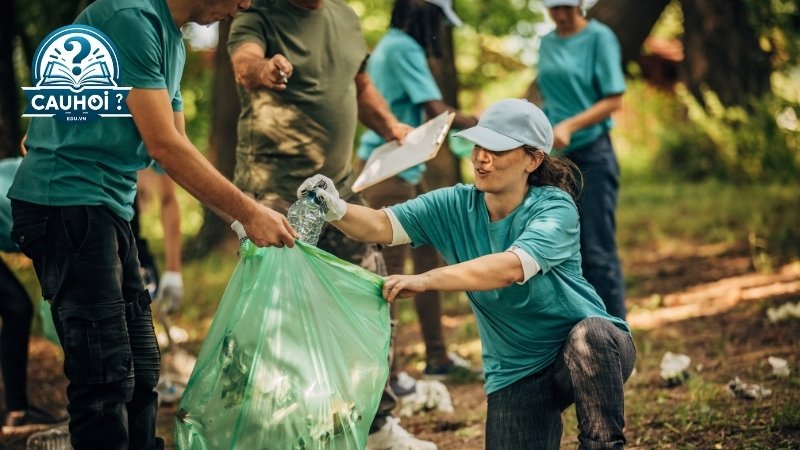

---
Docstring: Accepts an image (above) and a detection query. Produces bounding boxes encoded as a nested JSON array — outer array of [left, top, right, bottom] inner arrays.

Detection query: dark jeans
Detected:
[[0, 257, 33, 411], [11, 200, 162, 450], [566, 135, 626, 319], [485, 318, 636, 450]]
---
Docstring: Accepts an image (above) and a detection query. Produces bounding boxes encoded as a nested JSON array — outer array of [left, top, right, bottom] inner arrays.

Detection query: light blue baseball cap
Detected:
[[453, 99, 554, 154], [425, 0, 463, 26], [543, 0, 581, 7]]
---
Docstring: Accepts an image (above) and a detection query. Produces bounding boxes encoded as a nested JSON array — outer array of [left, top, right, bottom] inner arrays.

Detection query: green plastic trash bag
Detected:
[[38, 298, 61, 346], [175, 240, 391, 450]]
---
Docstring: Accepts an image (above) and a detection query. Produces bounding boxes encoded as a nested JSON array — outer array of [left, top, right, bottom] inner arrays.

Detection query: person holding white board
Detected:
[[356, 0, 479, 382]]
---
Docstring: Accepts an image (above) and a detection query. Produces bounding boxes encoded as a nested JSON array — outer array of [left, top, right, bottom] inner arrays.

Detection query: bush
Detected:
[[653, 87, 800, 183]]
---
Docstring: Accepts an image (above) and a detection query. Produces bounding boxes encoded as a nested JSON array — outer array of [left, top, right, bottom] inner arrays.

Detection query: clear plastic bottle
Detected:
[[287, 192, 325, 246]]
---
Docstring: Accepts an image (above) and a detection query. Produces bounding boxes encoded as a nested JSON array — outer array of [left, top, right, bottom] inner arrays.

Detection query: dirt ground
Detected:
[[1, 244, 799, 449]]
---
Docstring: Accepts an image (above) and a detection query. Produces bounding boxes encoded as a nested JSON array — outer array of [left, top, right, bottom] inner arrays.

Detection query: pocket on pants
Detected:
[[59, 302, 132, 384], [10, 220, 60, 298]]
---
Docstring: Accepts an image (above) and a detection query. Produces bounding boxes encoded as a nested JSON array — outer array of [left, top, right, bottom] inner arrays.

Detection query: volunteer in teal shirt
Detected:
[[10, 0, 185, 221], [534, 0, 628, 320], [357, 28, 442, 184], [298, 98, 636, 449], [8, 0, 296, 448], [356, 0, 478, 378]]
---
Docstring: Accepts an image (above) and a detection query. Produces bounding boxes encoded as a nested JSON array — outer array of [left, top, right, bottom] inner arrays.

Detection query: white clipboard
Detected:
[[351, 111, 455, 193]]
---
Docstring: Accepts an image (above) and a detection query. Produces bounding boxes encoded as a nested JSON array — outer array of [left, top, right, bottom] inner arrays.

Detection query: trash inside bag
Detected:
[[175, 240, 391, 450]]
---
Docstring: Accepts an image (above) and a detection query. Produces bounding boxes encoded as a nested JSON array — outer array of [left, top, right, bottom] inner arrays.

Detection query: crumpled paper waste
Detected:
[[766, 301, 800, 323], [660, 351, 691, 387], [727, 377, 772, 400], [767, 356, 790, 377], [398, 379, 454, 417]]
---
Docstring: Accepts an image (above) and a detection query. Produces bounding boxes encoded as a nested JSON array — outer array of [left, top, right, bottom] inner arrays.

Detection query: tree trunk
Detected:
[[424, 22, 461, 189], [186, 22, 240, 258], [0, 0, 19, 158], [679, 0, 770, 107], [588, 0, 672, 70]]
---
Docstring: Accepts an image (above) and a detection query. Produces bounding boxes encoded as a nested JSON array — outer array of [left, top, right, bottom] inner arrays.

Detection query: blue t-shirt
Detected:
[[538, 19, 625, 153], [9, 0, 185, 221], [357, 29, 443, 185], [390, 184, 630, 394]]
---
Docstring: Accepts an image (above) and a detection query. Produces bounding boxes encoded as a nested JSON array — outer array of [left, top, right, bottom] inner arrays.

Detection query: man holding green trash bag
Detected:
[[8, 0, 296, 448], [298, 98, 636, 449]]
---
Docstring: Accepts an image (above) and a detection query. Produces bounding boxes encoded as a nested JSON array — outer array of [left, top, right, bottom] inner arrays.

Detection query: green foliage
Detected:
[[454, 0, 542, 40], [744, 0, 800, 72], [649, 86, 800, 183], [180, 49, 214, 149], [616, 179, 800, 269]]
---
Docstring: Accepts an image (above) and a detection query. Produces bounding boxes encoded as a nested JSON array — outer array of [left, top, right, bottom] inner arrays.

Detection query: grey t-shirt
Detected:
[[228, 0, 368, 201]]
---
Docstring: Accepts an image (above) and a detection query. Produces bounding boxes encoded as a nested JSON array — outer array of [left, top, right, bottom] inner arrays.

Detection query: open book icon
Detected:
[[351, 112, 455, 193], [39, 60, 113, 88]]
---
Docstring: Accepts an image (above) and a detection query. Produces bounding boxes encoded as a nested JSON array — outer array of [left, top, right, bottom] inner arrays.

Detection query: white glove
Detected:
[[155, 271, 183, 314], [297, 175, 347, 221], [297, 174, 338, 199]]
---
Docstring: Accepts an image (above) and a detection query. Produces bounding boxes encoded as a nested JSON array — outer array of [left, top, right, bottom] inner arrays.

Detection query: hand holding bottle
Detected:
[[297, 175, 347, 222]]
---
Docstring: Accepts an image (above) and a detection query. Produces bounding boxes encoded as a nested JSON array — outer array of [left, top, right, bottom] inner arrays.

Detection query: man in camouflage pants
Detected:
[[228, 1, 439, 449]]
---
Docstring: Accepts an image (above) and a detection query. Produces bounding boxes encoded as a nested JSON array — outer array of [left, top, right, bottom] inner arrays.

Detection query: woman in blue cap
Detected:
[[299, 98, 636, 449], [534, 0, 628, 320]]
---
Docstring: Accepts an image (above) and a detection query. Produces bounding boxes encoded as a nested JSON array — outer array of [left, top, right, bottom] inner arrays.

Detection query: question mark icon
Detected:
[[116, 93, 124, 110], [64, 36, 91, 76]]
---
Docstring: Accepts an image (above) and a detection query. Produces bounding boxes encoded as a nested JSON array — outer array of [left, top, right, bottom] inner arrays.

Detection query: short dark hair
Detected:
[[390, 0, 445, 58]]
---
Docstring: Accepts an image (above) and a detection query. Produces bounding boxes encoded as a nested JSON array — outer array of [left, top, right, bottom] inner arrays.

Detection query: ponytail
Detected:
[[524, 147, 583, 202]]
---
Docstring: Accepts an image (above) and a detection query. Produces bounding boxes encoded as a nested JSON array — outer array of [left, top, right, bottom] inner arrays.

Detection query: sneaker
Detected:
[[2, 406, 68, 434], [366, 417, 437, 450], [389, 371, 417, 397], [423, 352, 481, 381]]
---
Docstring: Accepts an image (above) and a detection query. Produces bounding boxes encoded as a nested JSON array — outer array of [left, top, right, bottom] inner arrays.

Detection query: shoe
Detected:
[[2, 406, 68, 434], [389, 371, 417, 397], [366, 416, 437, 450], [423, 352, 481, 381]]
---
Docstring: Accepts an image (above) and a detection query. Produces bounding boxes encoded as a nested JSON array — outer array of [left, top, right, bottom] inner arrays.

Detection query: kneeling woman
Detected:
[[299, 98, 636, 450]]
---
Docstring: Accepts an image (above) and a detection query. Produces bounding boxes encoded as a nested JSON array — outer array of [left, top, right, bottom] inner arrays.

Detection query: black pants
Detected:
[[11, 200, 161, 450], [0, 257, 33, 411]]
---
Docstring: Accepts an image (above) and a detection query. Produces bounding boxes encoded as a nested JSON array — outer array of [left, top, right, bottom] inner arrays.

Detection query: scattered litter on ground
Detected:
[[398, 380, 454, 417], [660, 351, 691, 387], [727, 377, 772, 400], [767, 356, 791, 377], [766, 301, 800, 323]]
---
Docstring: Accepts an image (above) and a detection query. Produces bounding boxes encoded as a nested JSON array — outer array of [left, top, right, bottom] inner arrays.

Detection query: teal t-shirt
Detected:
[[538, 19, 625, 154], [357, 29, 442, 185], [390, 184, 630, 394], [9, 0, 185, 221], [0, 158, 22, 252]]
